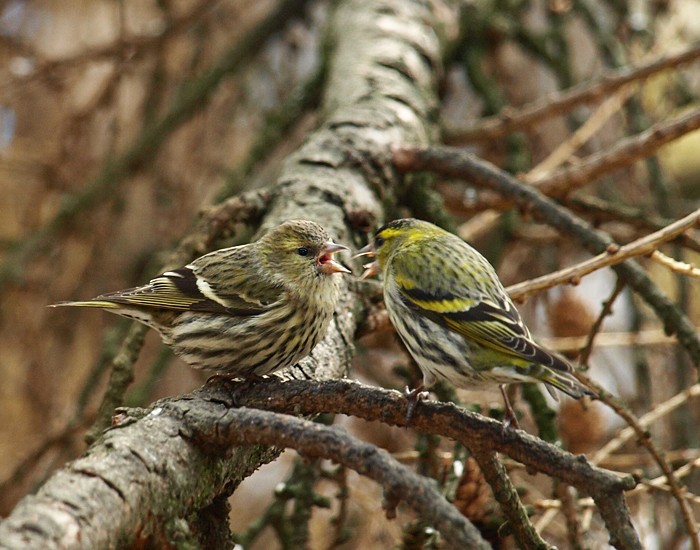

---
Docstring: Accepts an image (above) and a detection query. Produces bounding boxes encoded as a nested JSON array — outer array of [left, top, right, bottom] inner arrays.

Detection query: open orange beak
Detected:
[[318, 242, 351, 275], [353, 243, 379, 280]]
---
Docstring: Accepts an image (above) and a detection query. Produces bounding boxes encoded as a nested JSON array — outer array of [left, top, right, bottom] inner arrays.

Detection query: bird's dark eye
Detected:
[[297, 247, 310, 257], [375, 237, 385, 248]]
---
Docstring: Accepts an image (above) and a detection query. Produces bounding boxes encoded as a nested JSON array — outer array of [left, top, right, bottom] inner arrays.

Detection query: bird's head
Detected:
[[355, 218, 442, 279], [260, 219, 350, 291]]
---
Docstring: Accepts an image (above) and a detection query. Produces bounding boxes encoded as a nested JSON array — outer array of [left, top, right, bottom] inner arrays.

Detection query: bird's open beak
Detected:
[[353, 243, 375, 259], [318, 242, 351, 274], [353, 243, 379, 280], [359, 261, 379, 280]]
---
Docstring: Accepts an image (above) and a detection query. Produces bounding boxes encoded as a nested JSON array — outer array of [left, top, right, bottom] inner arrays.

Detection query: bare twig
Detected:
[[539, 327, 682, 352], [533, 106, 700, 196], [578, 278, 626, 366], [445, 44, 700, 142], [567, 195, 700, 253], [578, 374, 700, 549], [629, 452, 700, 506], [557, 482, 584, 550], [84, 324, 146, 444], [592, 383, 700, 465], [470, 448, 553, 550], [650, 250, 700, 278], [535, 496, 596, 511], [525, 84, 635, 180], [506, 207, 700, 301], [633, 480, 700, 506], [538, 456, 700, 514]]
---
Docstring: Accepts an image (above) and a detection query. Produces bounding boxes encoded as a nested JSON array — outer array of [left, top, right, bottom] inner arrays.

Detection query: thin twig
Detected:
[[633, 480, 700, 506], [525, 84, 636, 180], [506, 207, 700, 301], [557, 482, 584, 550], [592, 383, 700, 465], [577, 373, 700, 549], [84, 324, 146, 444], [650, 250, 700, 278], [539, 327, 696, 352], [471, 448, 553, 550], [533, 106, 700, 196], [578, 278, 626, 366], [445, 44, 700, 142], [567, 195, 700, 253]]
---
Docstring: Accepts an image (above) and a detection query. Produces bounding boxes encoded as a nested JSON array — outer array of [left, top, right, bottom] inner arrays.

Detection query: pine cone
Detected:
[[548, 289, 595, 340], [453, 457, 493, 523]]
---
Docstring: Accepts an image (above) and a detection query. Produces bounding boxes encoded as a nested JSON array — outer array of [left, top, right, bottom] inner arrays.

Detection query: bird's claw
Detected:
[[404, 385, 428, 426], [501, 407, 521, 432], [499, 384, 521, 432], [205, 373, 266, 406]]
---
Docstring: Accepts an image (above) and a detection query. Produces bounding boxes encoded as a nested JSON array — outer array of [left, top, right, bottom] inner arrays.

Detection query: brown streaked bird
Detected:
[[52, 220, 350, 378]]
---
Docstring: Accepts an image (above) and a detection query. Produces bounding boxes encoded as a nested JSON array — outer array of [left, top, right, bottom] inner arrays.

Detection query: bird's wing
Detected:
[[392, 258, 570, 372], [95, 265, 278, 316]]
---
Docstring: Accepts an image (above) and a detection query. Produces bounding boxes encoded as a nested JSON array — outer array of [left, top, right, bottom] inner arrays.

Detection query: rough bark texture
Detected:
[[0, 0, 442, 547], [212, 378, 641, 550]]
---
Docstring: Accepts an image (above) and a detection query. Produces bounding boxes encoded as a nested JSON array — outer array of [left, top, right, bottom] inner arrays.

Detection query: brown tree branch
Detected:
[[0, 379, 640, 549], [505, 207, 700, 302], [575, 373, 700, 550], [181, 405, 490, 549], [212, 379, 641, 550], [445, 44, 700, 143], [533, 106, 700, 196], [578, 278, 626, 367], [469, 448, 553, 550]]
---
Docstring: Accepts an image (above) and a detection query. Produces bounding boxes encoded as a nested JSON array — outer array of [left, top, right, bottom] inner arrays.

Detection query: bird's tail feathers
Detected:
[[50, 300, 160, 331], [542, 370, 596, 400], [49, 300, 123, 309]]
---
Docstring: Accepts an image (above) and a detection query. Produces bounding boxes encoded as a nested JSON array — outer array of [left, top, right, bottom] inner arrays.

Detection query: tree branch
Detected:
[[445, 44, 700, 143], [505, 207, 700, 301], [534, 105, 700, 196], [181, 405, 490, 549], [469, 448, 553, 550], [0, 379, 641, 549], [210, 379, 641, 550]]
